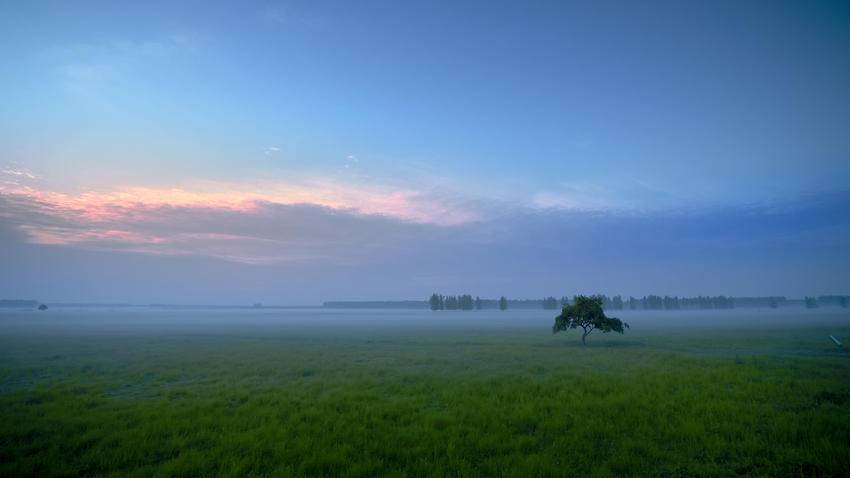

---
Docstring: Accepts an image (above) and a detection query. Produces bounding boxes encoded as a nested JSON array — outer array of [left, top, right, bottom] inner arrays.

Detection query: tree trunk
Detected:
[[581, 329, 588, 345]]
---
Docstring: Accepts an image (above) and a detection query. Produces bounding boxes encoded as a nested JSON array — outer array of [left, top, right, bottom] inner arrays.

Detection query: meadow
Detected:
[[0, 308, 848, 477]]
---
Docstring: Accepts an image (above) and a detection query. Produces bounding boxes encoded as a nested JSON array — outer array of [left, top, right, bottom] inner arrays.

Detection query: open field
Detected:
[[1, 308, 849, 477]]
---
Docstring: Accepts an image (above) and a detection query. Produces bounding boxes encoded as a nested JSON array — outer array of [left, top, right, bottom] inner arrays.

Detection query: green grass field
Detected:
[[1, 309, 849, 477]]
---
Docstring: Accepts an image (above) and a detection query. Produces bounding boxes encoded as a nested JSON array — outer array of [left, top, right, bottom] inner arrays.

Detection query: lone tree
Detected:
[[552, 295, 628, 345], [499, 296, 508, 310]]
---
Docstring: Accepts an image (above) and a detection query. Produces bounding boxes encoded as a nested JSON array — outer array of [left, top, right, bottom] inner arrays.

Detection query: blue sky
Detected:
[[1, 1, 849, 303]]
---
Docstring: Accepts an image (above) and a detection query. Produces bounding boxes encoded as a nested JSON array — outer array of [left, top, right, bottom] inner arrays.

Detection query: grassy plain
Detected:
[[1, 308, 848, 477]]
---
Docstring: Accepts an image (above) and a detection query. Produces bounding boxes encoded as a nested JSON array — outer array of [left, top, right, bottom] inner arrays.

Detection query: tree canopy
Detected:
[[552, 295, 628, 344]]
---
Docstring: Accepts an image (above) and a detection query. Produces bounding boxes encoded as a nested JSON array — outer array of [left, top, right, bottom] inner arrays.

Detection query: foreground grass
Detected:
[[1, 320, 849, 477]]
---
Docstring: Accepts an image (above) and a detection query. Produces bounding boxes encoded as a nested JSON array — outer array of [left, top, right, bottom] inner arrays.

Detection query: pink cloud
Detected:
[[0, 178, 481, 263]]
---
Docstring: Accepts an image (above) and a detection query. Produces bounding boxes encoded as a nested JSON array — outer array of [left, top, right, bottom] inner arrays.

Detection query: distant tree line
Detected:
[[565, 295, 735, 310], [429, 294, 483, 311], [421, 294, 849, 311], [542, 296, 559, 310], [577, 295, 847, 310], [428, 294, 510, 311], [323, 300, 428, 309], [0, 299, 39, 308], [548, 295, 774, 310], [815, 295, 848, 308]]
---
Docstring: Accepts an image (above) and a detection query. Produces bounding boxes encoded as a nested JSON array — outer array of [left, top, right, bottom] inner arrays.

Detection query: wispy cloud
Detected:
[[0, 176, 485, 263], [3, 179, 847, 297], [264, 146, 281, 156], [5, 161, 846, 272], [1, 167, 40, 181]]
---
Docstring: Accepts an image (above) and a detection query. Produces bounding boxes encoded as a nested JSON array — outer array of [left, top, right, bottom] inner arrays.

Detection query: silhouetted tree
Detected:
[[711, 296, 734, 309], [429, 293, 441, 311], [552, 295, 628, 345], [663, 296, 680, 310], [499, 296, 508, 311], [611, 295, 624, 310], [805, 296, 819, 309], [475, 296, 482, 310], [817, 295, 849, 307], [560, 296, 570, 307], [644, 295, 663, 310], [542, 296, 559, 310], [460, 294, 474, 310]]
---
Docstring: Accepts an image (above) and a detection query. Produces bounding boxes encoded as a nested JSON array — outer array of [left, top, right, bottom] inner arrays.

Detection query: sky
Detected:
[[1, 0, 849, 304]]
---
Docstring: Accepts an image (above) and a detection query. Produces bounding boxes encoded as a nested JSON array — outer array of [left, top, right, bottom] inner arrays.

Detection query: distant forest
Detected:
[[323, 295, 849, 310], [0, 300, 39, 308]]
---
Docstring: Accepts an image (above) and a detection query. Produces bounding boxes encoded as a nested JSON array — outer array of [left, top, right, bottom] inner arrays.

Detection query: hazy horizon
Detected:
[[2, 294, 846, 309]]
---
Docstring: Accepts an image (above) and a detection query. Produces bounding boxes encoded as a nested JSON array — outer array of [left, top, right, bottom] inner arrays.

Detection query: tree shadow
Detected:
[[578, 340, 645, 348], [539, 339, 645, 348]]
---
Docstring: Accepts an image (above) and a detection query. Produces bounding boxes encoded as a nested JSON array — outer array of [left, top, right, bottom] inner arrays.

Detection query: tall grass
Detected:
[[1, 322, 848, 477]]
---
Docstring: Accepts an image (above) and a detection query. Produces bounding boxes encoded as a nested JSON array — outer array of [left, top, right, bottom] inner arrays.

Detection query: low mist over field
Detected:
[[2, 307, 850, 334]]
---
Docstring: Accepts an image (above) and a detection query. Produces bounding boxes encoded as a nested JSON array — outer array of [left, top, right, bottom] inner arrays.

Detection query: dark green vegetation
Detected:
[[1, 310, 849, 477], [552, 295, 628, 345], [428, 294, 477, 311]]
